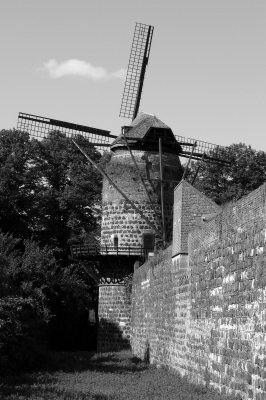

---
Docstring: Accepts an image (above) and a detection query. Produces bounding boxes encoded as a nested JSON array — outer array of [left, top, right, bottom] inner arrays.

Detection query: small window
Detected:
[[143, 233, 155, 249], [114, 236, 118, 247]]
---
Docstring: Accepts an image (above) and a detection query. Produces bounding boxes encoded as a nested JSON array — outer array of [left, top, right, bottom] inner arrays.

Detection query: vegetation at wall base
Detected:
[[0, 350, 238, 400], [0, 230, 98, 374]]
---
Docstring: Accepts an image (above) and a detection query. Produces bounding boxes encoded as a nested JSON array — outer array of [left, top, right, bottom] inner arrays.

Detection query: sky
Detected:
[[1, 0, 266, 152]]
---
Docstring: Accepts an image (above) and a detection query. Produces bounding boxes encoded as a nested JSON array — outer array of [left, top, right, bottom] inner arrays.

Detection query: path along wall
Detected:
[[131, 182, 266, 400]]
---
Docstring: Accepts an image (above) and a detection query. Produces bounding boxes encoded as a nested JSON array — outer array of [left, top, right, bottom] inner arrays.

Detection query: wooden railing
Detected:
[[71, 244, 154, 258]]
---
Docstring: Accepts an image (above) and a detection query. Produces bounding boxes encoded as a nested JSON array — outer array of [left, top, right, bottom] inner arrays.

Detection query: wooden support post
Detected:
[[191, 153, 206, 185], [182, 141, 197, 180], [159, 138, 166, 247]]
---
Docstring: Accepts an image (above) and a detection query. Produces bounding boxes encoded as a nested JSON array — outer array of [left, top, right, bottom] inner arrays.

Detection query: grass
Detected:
[[0, 350, 236, 400]]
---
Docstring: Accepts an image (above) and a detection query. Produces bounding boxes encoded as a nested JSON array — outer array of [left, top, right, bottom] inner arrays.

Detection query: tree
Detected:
[[29, 132, 102, 257], [0, 130, 37, 238], [186, 143, 266, 205], [0, 231, 96, 372], [0, 129, 103, 253], [0, 129, 105, 356], [0, 232, 51, 373]]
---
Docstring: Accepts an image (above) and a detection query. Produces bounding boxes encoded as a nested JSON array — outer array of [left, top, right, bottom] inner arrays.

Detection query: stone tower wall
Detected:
[[97, 284, 131, 352], [101, 149, 182, 246]]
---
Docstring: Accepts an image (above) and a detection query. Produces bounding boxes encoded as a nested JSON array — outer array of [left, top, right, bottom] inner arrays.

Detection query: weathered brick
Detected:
[[131, 182, 266, 400]]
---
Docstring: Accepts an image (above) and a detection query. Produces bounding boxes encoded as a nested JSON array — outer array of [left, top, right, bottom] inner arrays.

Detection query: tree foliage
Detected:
[[0, 233, 51, 373], [29, 132, 102, 255], [0, 130, 35, 238], [186, 143, 266, 205], [0, 129, 106, 371], [0, 129, 103, 250]]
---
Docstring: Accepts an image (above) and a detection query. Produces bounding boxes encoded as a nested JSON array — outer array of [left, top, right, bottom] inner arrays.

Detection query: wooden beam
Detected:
[[182, 141, 197, 180], [159, 138, 166, 247]]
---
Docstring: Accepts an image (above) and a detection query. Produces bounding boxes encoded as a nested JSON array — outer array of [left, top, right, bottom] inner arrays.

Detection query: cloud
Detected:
[[37, 59, 126, 81]]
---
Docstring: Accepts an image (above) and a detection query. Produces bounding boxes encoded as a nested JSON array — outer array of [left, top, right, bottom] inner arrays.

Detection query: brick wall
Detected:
[[131, 246, 192, 376], [172, 180, 221, 257], [131, 181, 266, 399], [188, 183, 266, 399]]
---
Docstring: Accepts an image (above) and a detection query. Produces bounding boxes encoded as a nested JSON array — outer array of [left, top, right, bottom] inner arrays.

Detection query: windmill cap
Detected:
[[111, 112, 180, 151]]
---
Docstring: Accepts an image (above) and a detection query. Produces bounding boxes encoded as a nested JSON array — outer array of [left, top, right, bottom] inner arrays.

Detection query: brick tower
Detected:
[[97, 112, 183, 351]]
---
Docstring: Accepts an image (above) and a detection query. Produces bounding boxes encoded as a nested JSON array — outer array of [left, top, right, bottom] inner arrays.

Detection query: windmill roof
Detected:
[[111, 112, 173, 148]]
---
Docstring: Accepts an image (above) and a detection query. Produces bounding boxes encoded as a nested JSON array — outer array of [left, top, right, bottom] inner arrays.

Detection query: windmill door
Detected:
[[143, 233, 155, 251]]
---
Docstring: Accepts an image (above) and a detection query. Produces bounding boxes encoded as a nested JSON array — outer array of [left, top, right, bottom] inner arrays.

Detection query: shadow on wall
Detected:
[[97, 318, 130, 352]]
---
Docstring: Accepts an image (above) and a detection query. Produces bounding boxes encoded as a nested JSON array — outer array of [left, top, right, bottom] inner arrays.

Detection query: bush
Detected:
[[0, 233, 52, 374], [0, 296, 49, 373], [0, 231, 96, 374]]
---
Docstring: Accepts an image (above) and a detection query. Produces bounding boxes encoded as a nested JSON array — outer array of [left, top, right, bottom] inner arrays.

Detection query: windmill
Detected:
[[17, 22, 230, 256], [16, 23, 233, 352]]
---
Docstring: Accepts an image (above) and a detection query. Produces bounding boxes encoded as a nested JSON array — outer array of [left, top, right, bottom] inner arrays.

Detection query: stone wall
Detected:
[[131, 182, 266, 400], [101, 200, 174, 248], [97, 284, 131, 351]]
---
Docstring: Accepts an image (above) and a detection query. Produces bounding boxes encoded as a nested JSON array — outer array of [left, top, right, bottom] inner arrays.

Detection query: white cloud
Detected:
[[37, 59, 126, 81]]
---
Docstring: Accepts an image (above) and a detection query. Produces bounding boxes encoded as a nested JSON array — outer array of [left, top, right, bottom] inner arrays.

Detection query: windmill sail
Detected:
[[119, 23, 154, 120], [174, 134, 230, 164], [17, 112, 116, 152]]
